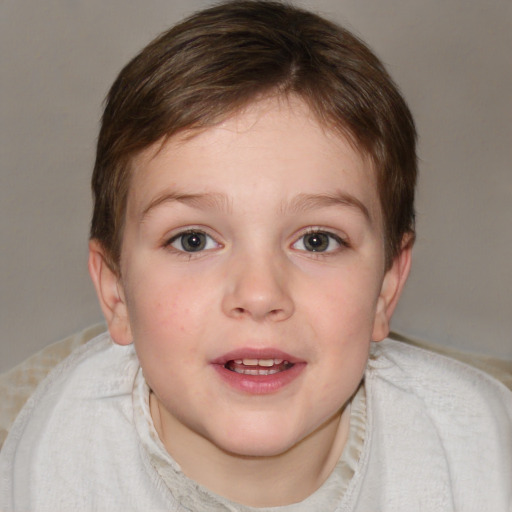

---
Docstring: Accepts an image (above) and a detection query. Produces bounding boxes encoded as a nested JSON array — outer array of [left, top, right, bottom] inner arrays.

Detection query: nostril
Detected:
[[232, 307, 283, 318]]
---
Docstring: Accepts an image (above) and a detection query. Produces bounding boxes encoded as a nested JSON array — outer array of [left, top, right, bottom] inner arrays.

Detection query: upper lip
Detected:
[[212, 348, 304, 365]]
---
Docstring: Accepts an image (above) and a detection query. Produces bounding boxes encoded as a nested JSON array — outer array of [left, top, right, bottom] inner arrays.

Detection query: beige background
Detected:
[[1, 0, 511, 373]]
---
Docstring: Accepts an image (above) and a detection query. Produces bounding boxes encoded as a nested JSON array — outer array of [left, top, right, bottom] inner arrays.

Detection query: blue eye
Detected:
[[293, 231, 344, 252], [169, 231, 218, 252]]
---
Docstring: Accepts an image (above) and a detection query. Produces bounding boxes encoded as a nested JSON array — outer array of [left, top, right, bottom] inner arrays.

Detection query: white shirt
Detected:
[[1, 333, 511, 511]]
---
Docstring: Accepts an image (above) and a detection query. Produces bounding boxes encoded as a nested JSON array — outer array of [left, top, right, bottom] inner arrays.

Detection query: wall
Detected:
[[1, 0, 511, 372]]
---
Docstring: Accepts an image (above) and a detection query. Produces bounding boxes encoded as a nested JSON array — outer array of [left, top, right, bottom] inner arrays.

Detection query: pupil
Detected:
[[182, 232, 206, 252], [304, 233, 328, 252]]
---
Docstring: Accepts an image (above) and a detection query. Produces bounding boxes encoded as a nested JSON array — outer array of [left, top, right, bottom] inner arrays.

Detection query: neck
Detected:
[[150, 394, 351, 507]]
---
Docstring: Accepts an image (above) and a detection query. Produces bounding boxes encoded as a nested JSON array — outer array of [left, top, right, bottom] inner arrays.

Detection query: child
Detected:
[[1, 1, 510, 510]]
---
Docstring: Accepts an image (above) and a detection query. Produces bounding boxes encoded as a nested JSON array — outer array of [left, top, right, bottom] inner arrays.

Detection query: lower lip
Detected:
[[212, 363, 306, 394]]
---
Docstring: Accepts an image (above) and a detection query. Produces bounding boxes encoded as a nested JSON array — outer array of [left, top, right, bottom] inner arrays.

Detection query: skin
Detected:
[[89, 96, 411, 507]]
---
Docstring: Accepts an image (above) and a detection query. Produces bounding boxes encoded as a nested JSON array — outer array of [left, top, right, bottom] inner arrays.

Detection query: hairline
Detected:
[[104, 90, 380, 273]]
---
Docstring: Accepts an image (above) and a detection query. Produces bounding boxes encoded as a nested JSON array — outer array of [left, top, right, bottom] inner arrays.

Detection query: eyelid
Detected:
[[164, 227, 223, 253], [291, 227, 349, 253]]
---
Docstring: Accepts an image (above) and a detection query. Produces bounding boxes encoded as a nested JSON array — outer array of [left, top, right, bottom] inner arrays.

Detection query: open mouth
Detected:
[[224, 358, 294, 376], [213, 351, 305, 393]]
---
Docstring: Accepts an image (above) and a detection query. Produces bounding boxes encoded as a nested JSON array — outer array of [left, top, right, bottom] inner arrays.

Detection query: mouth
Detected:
[[212, 349, 305, 394], [224, 358, 294, 376]]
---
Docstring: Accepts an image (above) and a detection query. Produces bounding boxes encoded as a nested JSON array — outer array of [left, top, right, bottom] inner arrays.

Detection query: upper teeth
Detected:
[[234, 358, 285, 367]]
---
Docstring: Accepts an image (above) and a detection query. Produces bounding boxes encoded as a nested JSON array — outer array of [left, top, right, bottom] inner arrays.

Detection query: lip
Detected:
[[212, 348, 303, 366], [211, 348, 306, 395]]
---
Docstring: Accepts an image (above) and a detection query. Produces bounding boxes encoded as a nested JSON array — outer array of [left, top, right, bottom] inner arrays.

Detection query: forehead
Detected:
[[127, 96, 381, 223]]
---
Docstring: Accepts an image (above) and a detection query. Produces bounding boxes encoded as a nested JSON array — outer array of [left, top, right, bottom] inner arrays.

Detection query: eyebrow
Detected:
[[281, 192, 371, 222], [140, 190, 371, 223], [140, 191, 231, 221]]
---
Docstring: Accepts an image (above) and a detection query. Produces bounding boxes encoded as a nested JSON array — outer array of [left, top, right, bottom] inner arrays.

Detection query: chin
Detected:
[[221, 438, 297, 459], [211, 419, 307, 459]]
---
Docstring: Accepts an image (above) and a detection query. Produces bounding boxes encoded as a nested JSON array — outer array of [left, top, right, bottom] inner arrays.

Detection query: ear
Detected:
[[88, 239, 133, 346], [371, 235, 413, 342]]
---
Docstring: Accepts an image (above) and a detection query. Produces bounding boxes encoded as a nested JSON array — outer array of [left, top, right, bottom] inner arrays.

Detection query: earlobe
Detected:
[[371, 236, 413, 342], [88, 239, 133, 346]]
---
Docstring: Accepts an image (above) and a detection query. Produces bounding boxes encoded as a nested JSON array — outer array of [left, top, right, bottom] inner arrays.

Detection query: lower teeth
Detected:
[[233, 367, 281, 376], [225, 361, 292, 375]]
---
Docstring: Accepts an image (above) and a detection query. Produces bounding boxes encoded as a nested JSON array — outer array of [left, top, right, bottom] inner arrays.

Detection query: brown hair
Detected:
[[91, 0, 417, 271]]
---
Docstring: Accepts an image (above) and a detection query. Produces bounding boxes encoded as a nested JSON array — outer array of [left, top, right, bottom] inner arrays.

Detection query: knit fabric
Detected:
[[1, 333, 511, 511]]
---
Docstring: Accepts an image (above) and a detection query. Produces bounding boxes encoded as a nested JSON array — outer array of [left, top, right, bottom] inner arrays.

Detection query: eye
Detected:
[[168, 230, 219, 252], [292, 230, 345, 253]]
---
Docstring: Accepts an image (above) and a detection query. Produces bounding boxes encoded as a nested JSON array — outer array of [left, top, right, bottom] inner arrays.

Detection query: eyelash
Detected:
[[292, 228, 349, 255], [164, 229, 220, 257], [163, 228, 349, 258]]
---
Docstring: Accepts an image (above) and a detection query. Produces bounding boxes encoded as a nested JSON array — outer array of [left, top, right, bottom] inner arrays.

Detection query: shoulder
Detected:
[[1, 330, 140, 442], [0, 332, 139, 455], [366, 338, 512, 436], [0, 323, 107, 448], [0, 333, 152, 511], [368, 338, 512, 413], [361, 339, 512, 510]]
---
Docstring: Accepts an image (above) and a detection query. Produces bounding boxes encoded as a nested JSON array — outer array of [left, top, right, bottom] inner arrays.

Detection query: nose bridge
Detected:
[[222, 244, 294, 321]]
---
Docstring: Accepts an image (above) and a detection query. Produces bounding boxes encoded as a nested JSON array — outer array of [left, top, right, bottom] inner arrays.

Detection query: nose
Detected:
[[221, 252, 295, 322]]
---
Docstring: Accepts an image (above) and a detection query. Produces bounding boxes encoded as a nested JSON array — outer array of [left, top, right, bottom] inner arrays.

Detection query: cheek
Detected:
[[125, 267, 217, 342], [305, 265, 382, 331], [126, 282, 210, 379]]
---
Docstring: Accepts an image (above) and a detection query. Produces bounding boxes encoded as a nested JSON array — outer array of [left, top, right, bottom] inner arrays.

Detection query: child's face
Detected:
[[91, 96, 408, 464]]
